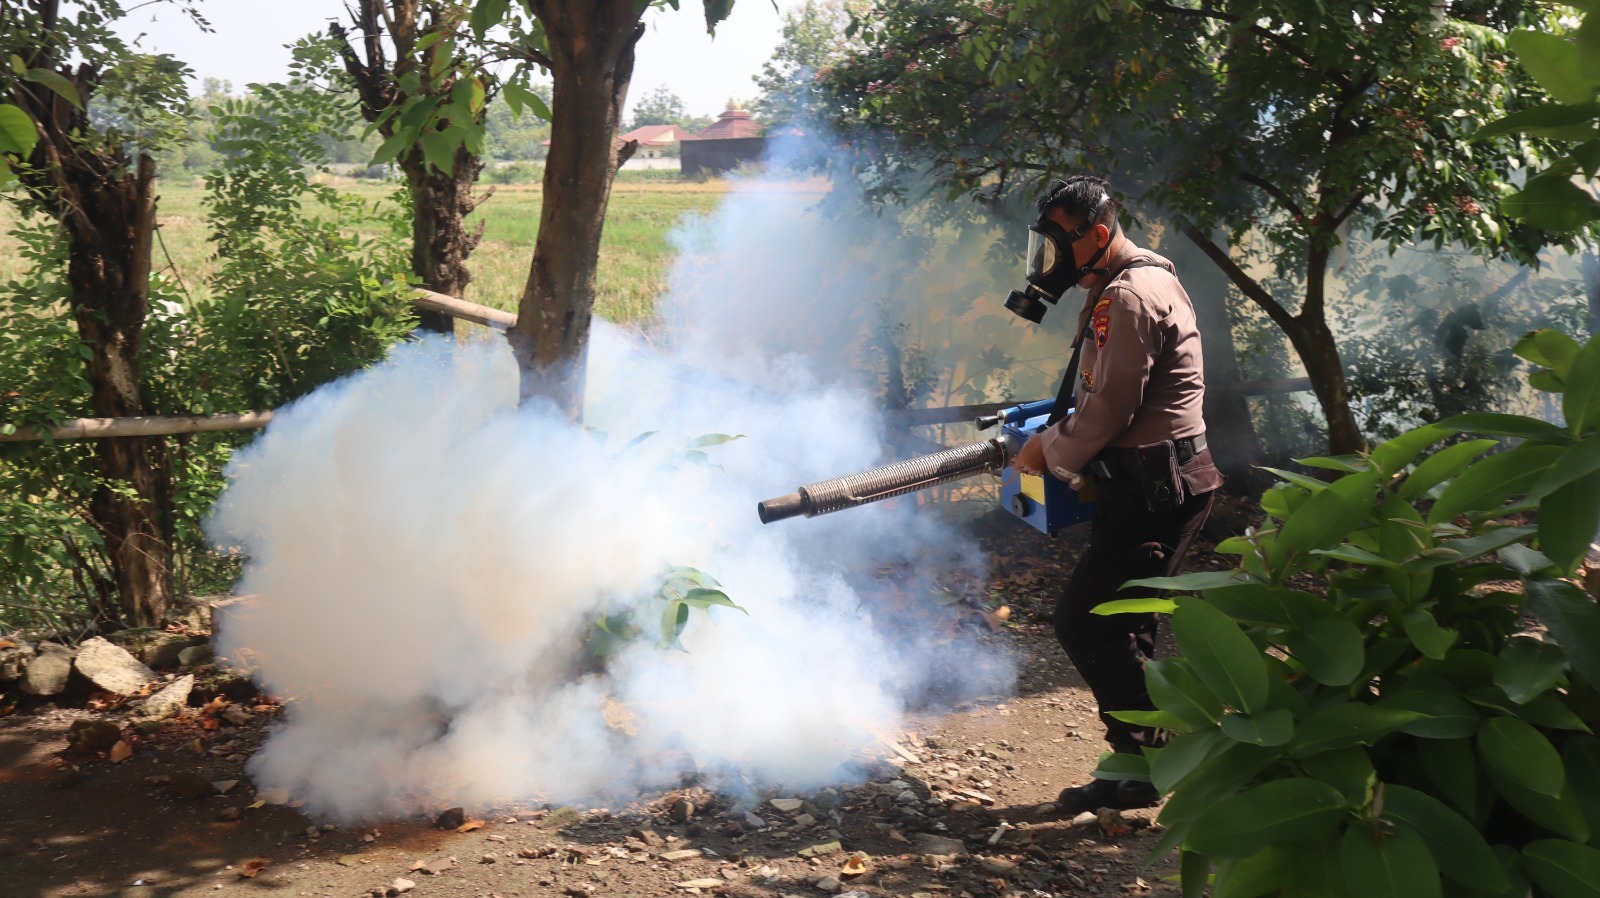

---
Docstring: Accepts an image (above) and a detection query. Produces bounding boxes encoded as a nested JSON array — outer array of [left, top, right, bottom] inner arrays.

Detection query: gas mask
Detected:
[[1004, 197, 1114, 324]]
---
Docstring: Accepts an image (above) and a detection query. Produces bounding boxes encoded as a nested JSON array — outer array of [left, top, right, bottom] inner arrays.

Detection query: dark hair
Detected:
[[1036, 175, 1118, 228]]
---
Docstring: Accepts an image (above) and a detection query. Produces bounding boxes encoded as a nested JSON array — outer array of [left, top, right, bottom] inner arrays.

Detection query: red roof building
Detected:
[[618, 124, 696, 147], [693, 101, 762, 140]]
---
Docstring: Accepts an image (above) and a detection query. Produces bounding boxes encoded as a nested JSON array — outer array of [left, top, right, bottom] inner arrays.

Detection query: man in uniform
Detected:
[[1010, 175, 1224, 814]]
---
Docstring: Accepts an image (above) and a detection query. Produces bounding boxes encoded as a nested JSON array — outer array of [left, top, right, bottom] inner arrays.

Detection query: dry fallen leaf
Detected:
[[1097, 807, 1133, 837], [107, 740, 132, 763], [456, 819, 485, 833], [239, 859, 268, 878], [0, 638, 16, 650], [841, 856, 869, 878], [201, 696, 229, 715]]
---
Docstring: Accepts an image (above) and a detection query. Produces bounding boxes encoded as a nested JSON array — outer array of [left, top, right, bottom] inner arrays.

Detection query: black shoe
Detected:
[[1055, 778, 1160, 816]]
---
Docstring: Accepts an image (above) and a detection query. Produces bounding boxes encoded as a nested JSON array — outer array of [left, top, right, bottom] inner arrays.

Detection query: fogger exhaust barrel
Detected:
[[757, 438, 1010, 524]]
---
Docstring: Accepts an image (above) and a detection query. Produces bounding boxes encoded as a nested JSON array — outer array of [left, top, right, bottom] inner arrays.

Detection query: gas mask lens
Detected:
[[1026, 227, 1056, 281]]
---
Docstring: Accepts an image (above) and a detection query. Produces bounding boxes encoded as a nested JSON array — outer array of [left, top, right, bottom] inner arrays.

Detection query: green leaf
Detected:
[[1273, 470, 1380, 572], [371, 130, 410, 165], [1294, 454, 1367, 473], [1436, 411, 1567, 442], [1284, 838, 1355, 898], [1152, 729, 1232, 794], [1107, 708, 1195, 733], [1523, 840, 1600, 898], [1516, 694, 1591, 732], [1147, 657, 1225, 728], [504, 82, 551, 120], [1204, 584, 1301, 625], [1491, 767, 1591, 842], [0, 103, 37, 158], [1181, 849, 1211, 898], [1566, 335, 1600, 436], [1496, 636, 1569, 704], [1172, 598, 1270, 714], [1214, 845, 1294, 898], [1369, 424, 1450, 475], [471, 0, 512, 38], [1477, 101, 1600, 139], [1309, 544, 1401, 568], [1259, 466, 1333, 492], [1418, 737, 1479, 815], [1510, 29, 1598, 104], [1500, 543, 1556, 574], [1093, 751, 1151, 782], [1287, 704, 1427, 759], [1286, 617, 1366, 686], [1298, 747, 1375, 806], [1188, 779, 1348, 859], [1402, 608, 1458, 660], [1399, 439, 1500, 501], [1220, 709, 1295, 746], [1480, 716, 1565, 797], [1503, 171, 1600, 232], [1530, 434, 1600, 501], [23, 67, 83, 110], [1428, 444, 1564, 524], [659, 599, 690, 651], [1567, 736, 1600, 835], [1092, 597, 1177, 615], [1526, 576, 1600, 689], [679, 587, 746, 613], [1340, 823, 1441, 898], [1377, 690, 1480, 740], [1517, 329, 1585, 377], [1434, 525, 1538, 568], [686, 432, 744, 448], [1125, 570, 1253, 591], [1382, 785, 1511, 893], [419, 129, 459, 173]]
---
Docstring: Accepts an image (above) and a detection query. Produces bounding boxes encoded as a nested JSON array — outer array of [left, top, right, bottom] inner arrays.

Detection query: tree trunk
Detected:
[[510, 0, 643, 417], [1283, 314, 1363, 456], [404, 142, 488, 333], [62, 154, 172, 627]]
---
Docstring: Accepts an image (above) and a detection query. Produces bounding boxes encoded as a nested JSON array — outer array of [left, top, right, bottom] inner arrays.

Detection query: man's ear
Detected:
[[1093, 222, 1112, 247]]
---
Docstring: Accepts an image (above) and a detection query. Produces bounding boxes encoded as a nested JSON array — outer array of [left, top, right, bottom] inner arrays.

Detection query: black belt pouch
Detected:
[[1134, 440, 1183, 512]]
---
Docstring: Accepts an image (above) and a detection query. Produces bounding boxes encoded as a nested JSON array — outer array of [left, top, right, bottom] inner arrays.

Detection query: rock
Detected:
[[743, 813, 766, 828], [797, 841, 841, 859], [256, 787, 290, 805], [769, 798, 805, 813], [815, 876, 842, 893], [480, 854, 496, 864], [66, 720, 123, 753], [793, 813, 816, 828], [137, 674, 194, 720], [169, 772, 213, 800], [912, 834, 967, 856], [74, 637, 156, 694], [670, 798, 695, 822], [676, 880, 724, 890], [212, 780, 238, 794], [388, 877, 415, 896], [435, 807, 466, 829], [978, 857, 1018, 877], [178, 643, 214, 668], [0, 643, 36, 682], [661, 849, 704, 863], [21, 644, 74, 696], [217, 807, 241, 822], [630, 828, 663, 847], [104, 629, 203, 668], [162, 594, 226, 632]]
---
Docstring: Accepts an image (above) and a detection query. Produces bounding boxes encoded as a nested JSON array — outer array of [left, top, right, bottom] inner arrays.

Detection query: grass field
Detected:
[[0, 177, 777, 328]]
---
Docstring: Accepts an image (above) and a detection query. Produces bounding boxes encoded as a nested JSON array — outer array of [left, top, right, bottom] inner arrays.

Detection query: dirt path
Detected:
[[0, 507, 1242, 898]]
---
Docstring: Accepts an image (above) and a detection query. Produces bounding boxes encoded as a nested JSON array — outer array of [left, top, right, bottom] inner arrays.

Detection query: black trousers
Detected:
[[1052, 477, 1215, 754]]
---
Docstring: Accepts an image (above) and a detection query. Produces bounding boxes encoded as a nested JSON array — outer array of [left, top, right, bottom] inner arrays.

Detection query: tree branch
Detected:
[[1146, 1, 1353, 91], [1181, 223, 1299, 334], [1239, 172, 1304, 221]]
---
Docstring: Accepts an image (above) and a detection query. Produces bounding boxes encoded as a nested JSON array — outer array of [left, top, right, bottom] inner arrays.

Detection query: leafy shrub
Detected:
[[1095, 328, 1600, 897]]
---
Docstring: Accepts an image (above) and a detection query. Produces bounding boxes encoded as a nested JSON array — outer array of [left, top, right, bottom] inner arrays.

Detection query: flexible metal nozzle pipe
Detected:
[[757, 437, 1014, 524]]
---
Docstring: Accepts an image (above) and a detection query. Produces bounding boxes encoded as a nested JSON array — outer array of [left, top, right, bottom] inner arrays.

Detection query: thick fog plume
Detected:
[[209, 153, 1022, 824]]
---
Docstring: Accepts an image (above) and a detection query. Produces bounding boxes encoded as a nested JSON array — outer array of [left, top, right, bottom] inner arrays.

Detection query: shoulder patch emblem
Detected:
[[1091, 297, 1113, 349], [1081, 370, 1094, 390]]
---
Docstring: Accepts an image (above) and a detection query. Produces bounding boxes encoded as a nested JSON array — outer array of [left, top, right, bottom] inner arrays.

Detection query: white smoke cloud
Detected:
[[208, 153, 1022, 823]]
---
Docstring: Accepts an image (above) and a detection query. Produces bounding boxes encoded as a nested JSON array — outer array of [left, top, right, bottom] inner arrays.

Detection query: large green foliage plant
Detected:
[[1093, 328, 1600, 897]]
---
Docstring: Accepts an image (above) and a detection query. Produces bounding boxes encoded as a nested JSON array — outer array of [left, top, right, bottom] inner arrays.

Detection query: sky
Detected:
[[112, 0, 801, 119]]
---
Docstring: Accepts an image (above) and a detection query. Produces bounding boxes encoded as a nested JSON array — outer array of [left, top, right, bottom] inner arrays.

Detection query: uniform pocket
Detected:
[[1179, 449, 1225, 496]]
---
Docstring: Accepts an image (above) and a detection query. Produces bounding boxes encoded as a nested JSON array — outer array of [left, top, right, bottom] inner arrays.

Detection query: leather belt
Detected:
[[1090, 432, 1208, 480], [1175, 433, 1207, 465]]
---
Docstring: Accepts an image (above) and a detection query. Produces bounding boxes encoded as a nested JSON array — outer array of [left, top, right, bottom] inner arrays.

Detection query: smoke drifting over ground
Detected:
[[208, 154, 1017, 823]]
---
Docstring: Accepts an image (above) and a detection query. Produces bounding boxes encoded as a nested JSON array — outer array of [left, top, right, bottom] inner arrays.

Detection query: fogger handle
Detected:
[[757, 437, 1015, 524]]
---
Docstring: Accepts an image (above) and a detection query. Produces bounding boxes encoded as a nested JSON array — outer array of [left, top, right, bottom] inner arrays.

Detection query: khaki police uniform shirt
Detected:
[[1038, 244, 1207, 480]]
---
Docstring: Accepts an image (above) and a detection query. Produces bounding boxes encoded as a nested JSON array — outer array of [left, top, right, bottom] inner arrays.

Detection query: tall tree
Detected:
[[471, 0, 737, 415], [330, 0, 501, 334], [820, 0, 1581, 454], [628, 84, 688, 129], [751, 0, 850, 127], [1, 0, 201, 626]]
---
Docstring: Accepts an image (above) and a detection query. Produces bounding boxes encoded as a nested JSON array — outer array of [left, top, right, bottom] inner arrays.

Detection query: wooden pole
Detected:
[[0, 411, 276, 442], [412, 288, 516, 329]]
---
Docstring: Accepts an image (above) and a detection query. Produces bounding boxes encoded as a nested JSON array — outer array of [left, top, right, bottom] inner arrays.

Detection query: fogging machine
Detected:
[[756, 398, 1093, 534]]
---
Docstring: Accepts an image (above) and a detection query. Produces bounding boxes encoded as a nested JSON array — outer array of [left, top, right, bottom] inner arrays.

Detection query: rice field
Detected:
[[0, 177, 771, 327]]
